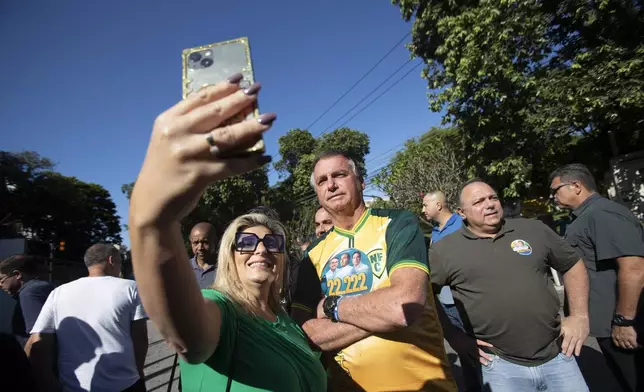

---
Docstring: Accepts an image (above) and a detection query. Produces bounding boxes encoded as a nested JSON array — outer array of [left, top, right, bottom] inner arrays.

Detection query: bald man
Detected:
[[422, 192, 464, 326], [423, 191, 479, 391], [189, 222, 218, 289]]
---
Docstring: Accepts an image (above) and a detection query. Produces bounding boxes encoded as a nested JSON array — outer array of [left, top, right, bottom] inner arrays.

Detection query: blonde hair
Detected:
[[212, 213, 287, 316]]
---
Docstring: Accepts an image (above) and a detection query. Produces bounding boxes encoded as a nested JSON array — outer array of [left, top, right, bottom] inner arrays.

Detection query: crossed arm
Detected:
[[292, 267, 429, 352]]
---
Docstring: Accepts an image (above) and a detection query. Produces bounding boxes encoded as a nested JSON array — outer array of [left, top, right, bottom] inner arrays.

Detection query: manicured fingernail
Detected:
[[257, 155, 272, 165], [244, 83, 261, 96], [227, 73, 244, 84], [257, 113, 277, 125]]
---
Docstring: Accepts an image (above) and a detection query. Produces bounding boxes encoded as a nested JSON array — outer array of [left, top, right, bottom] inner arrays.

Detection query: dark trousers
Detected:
[[441, 302, 483, 392], [597, 337, 644, 392], [122, 379, 147, 392]]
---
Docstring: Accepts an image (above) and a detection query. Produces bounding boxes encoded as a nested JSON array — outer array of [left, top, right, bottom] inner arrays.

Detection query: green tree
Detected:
[[122, 168, 269, 246], [273, 129, 316, 177], [1, 151, 122, 261], [393, 0, 644, 198], [373, 127, 467, 214], [268, 127, 370, 242]]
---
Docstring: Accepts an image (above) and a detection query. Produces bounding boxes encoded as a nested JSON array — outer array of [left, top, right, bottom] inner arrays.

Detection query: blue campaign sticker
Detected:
[[320, 249, 373, 297], [511, 239, 533, 256]]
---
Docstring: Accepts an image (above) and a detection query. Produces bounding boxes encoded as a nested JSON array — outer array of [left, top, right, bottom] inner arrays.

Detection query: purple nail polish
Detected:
[[257, 113, 277, 125], [227, 73, 244, 84], [244, 83, 261, 96]]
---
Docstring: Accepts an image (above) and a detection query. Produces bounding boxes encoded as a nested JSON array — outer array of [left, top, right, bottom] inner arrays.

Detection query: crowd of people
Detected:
[[1, 74, 643, 392]]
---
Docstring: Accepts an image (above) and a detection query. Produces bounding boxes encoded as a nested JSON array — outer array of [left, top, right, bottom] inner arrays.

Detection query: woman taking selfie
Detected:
[[128, 74, 326, 391]]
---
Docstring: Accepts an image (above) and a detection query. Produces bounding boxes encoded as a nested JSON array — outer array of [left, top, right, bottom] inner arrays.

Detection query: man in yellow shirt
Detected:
[[292, 151, 456, 391]]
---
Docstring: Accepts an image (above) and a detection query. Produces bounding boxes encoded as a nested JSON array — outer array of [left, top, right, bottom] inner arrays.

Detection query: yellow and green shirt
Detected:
[[292, 208, 456, 392]]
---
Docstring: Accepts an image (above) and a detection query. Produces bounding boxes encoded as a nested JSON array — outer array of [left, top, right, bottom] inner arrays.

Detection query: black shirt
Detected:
[[564, 194, 644, 337], [429, 218, 579, 366], [13, 279, 54, 346]]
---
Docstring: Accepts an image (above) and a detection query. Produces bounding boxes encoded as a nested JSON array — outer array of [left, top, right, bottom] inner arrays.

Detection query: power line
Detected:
[[304, 31, 411, 133], [290, 61, 424, 201], [292, 159, 394, 206], [292, 130, 441, 206], [333, 61, 423, 130], [317, 58, 414, 137], [267, 58, 420, 181], [266, 32, 412, 178]]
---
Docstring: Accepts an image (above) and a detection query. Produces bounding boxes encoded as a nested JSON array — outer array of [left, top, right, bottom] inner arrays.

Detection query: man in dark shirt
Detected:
[[550, 163, 644, 392], [430, 179, 590, 391], [0, 255, 54, 346]]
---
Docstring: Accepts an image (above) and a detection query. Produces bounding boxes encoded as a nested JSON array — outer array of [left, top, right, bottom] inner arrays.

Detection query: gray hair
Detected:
[[84, 243, 120, 268], [549, 164, 597, 192], [309, 151, 362, 188]]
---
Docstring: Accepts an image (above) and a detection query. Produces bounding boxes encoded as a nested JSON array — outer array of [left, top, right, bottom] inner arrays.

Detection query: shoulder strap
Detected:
[[225, 317, 240, 392]]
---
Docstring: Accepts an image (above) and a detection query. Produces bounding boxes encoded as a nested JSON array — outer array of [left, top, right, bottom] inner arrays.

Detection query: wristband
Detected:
[[333, 296, 344, 322]]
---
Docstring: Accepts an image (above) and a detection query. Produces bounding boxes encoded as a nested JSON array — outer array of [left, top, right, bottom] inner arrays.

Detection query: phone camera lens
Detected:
[[201, 58, 213, 68], [189, 52, 202, 62]]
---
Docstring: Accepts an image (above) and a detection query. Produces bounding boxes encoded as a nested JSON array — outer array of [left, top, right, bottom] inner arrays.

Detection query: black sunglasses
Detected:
[[235, 232, 285, 253]]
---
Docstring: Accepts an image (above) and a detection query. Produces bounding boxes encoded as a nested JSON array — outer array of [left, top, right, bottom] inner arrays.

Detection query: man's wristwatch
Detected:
[[612, 314, 636, 327], [323, 295, 342, 322]]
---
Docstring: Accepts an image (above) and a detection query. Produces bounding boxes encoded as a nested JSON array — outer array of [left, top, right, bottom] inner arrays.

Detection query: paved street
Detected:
[[143, 323, 180, 392], [142, 286, 622, 392]]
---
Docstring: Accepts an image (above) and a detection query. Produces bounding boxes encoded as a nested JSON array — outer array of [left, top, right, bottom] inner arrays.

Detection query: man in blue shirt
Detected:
[[423, 191, 480, 391], [423, 191, 464, 327], [0, 255, 54, 347], [188, 222, 218, 289]]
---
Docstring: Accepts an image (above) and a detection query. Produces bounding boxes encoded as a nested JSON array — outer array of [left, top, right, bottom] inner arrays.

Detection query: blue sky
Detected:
[[0, 1, 442, 244]]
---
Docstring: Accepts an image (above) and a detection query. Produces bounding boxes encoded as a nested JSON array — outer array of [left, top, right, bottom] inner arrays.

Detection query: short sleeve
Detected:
[[385, 211, 430, 276], [130, 284, 148, 321], [542, 222, 580, 273], [590, 211, 644, 261], [428, 246, 449, 287], [30, 289, 57, 334], [200, 290, 238, 367], [290, 256, 322, 315], [19, 282, 53, 333]]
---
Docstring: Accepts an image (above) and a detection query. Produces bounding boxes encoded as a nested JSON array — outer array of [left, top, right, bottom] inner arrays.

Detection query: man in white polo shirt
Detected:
[[26, 243, 148, 392]]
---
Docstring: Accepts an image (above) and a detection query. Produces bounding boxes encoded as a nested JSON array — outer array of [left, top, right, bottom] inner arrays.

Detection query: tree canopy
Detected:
[[1, 151, 122, 261], [393, 0, 644, 198], [373, 127, 467, 214], [123, 168, 269, 247], [122, 128, 370, 251], [270, 127, 371, 243]]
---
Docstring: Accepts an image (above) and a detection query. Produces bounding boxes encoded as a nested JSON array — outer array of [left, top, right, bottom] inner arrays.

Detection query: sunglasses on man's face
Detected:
[[235, 232, 285, 253]]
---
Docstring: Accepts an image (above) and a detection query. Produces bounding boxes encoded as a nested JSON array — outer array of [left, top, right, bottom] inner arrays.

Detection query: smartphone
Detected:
[[182, 37, 265, 157]]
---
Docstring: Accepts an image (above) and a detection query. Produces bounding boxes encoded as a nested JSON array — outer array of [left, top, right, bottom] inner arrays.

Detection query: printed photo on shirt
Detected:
[[511, 239, 533, 256], [321, 249, 373, 297]]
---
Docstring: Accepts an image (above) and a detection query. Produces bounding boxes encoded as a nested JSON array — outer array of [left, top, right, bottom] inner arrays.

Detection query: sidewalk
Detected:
[[143, 321, 180, 392]]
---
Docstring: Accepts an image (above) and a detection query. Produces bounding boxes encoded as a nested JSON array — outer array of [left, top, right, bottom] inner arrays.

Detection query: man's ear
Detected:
[[361, 180, 365, 191], [13, 270, 23, 282], [572, 181, 584, 195], [456, 207, 466, 220]]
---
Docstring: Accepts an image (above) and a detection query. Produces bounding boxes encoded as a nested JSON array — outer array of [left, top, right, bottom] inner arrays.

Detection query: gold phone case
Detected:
[[181, 37, 265, 156]]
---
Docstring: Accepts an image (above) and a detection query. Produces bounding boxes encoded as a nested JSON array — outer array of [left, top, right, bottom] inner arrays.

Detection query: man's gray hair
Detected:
[[309, 151, 362, 188], [549, 164, 597, 192], [84, 243, 120, 268]]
